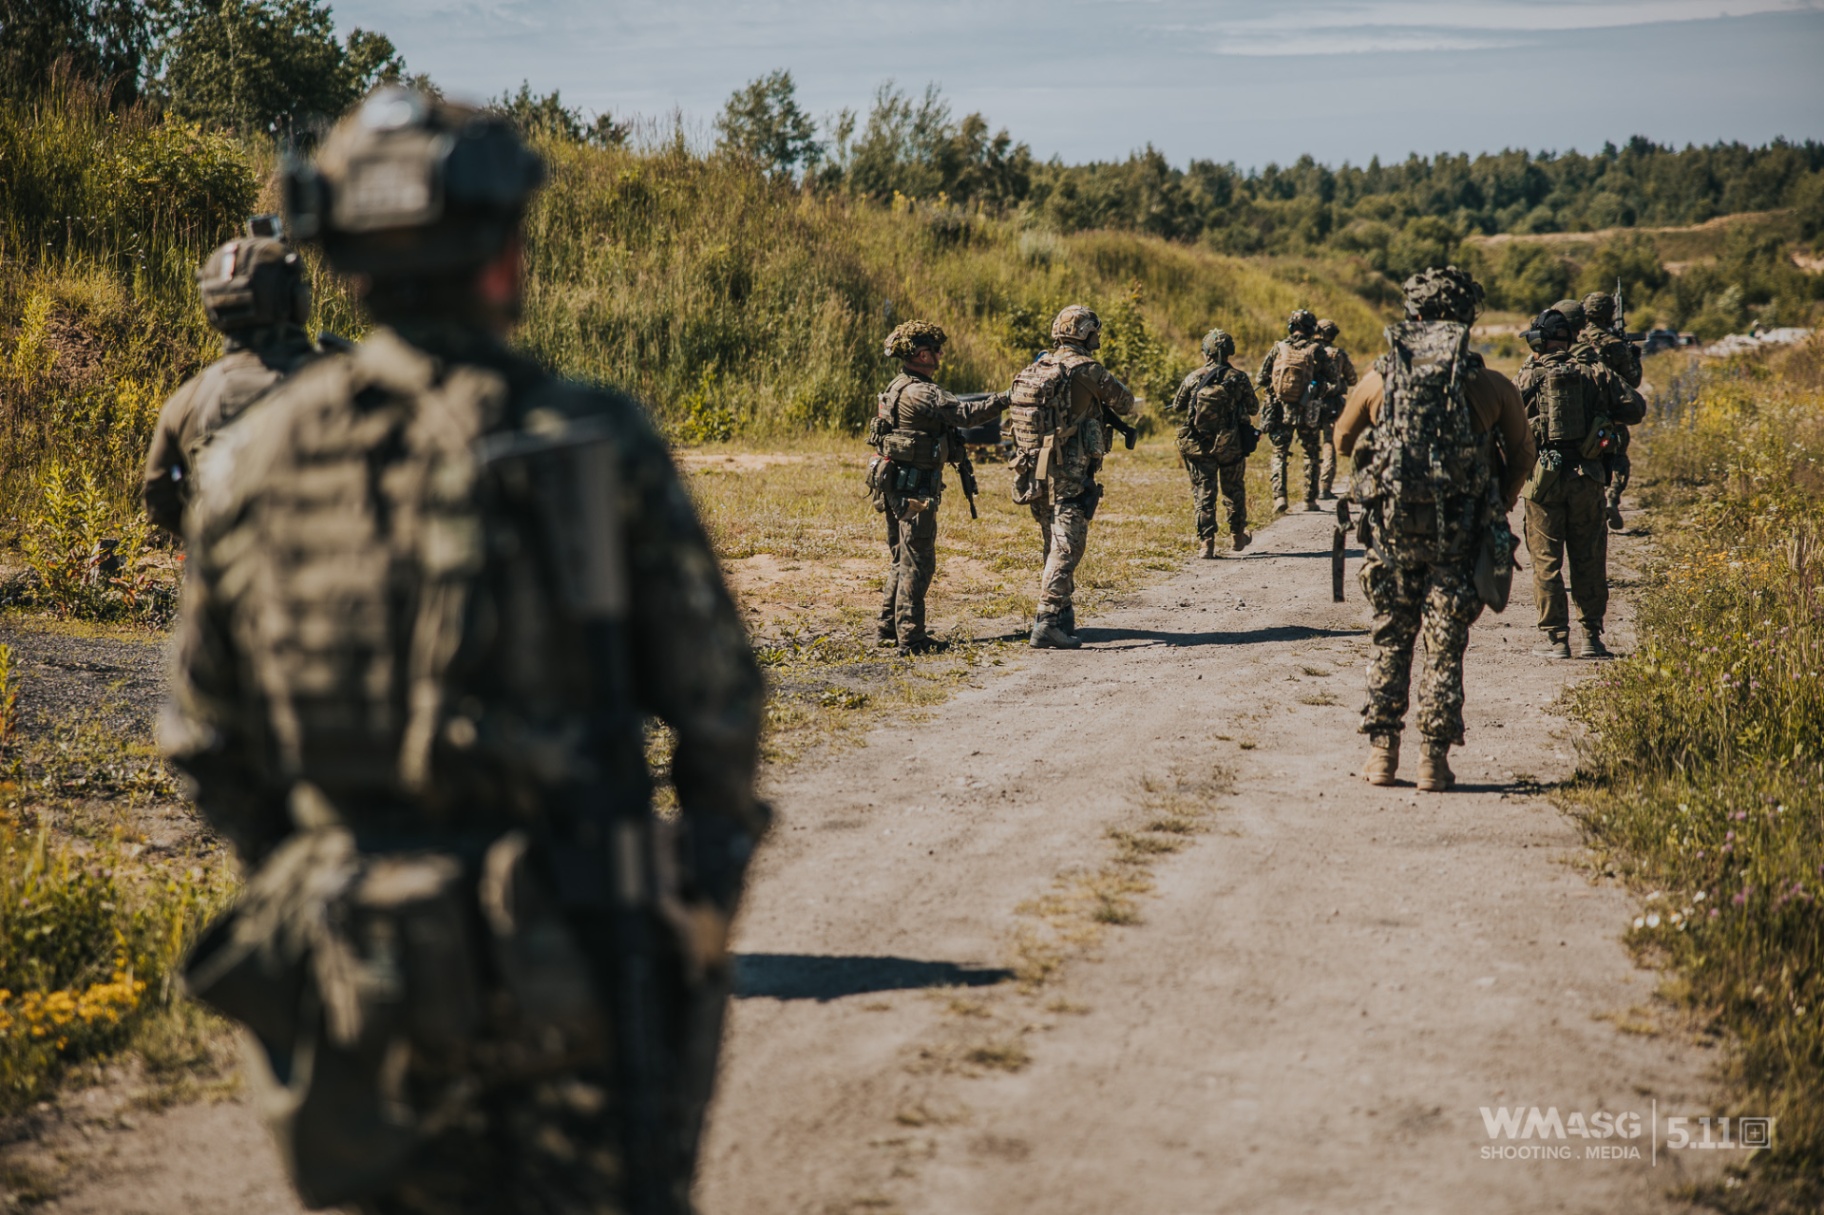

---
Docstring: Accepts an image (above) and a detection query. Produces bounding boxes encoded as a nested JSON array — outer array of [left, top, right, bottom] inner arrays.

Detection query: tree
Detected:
[[715, 70, 820, 180], [159, 0, 403, 138], [0, 0, 153, 106], [492, 82, 629, 148]]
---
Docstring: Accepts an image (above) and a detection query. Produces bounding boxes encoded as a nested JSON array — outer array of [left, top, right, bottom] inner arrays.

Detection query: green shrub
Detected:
[[1563, 343, 1824, 1208]]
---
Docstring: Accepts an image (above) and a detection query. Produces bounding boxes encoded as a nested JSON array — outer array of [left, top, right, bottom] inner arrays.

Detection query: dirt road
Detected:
[[27, 508, 1723, 1214]]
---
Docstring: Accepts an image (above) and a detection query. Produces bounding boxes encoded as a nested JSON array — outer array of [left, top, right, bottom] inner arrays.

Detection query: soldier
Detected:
[[1168, 328, 1258, 557], [1314, 318, 1358, 502], [164, 88, 767, 1215], [868, 320, 1007, 654], [1257, 309, 1338, 514], [1334, 267, 1534, 791], [1005, 305, 1136, 649], [1516, 306, 1646, 660], [1574, 290, 1643, 531], [142, 224, 322, 534]]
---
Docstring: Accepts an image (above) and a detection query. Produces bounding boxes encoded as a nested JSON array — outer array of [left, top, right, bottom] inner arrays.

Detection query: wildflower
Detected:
[[1645, 912, 1662, 928]]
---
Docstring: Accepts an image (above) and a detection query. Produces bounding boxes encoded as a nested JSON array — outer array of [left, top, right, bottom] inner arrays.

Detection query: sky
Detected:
[[330, 0, 1824, 169]]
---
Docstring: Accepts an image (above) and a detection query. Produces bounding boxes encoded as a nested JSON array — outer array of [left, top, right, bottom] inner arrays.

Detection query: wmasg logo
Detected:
[[1480, 1107, 1645, 1140]]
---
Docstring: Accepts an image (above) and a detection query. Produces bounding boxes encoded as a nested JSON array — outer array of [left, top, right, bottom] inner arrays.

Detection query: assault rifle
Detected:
[[947, 424, 981, 519], [1613, 279, 1647, 344], [1332, 496, 1352, 602], [1103, 406, 1138, 450]]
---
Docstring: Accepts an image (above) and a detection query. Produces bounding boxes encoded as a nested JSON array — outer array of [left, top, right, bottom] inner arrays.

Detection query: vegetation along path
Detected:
[[22, 510, 1724, 1214]]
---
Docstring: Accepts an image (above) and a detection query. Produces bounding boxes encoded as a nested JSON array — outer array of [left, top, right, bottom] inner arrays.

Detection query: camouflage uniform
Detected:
[[1572, 292, 1643, 528], [1314, 320, 1358, 500], [1257, 314, 1338, 511], [1023, 312, 1135, 639], [143, 235, 321, 535], [165, 90, 765, 1215], [1334, 267, 1534, 788], [871, 354, 1005, 651], [1516, 341, 1645, 647], [1168, 329, 1257, 552]]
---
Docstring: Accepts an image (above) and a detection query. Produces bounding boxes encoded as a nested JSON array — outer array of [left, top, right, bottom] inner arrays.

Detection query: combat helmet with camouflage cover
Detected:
[[1315, 318, 1340, 343], [1051, 304, 1101, 349], [1400, 265, 1484, 324], [1287, 309, 1318, 336], [883, 320, 947, 360], [1582, 291, 1616, 328], [197, 232, 309, 334], [283, 86, 546, 283], [1201, 328, 1235, 361]]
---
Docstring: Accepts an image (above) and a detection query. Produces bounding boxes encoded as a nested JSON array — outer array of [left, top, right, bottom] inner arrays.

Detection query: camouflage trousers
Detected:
[[879, 490, 940, 644], [1270, 425, 1324, 505], [1184, 457, 1246, 540], [1030, 495, 1091, 622], [1319, 436, 1338, 497], [1360, 546, 1483, 743], [350, 1067, 629, 1215], [1524, 473, 1608, 633]]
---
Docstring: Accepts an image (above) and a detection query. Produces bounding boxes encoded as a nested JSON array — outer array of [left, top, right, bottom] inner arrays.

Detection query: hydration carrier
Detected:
[[1270, 340, 1319, 411], [1531, 358, 1591, 446], [1352, 321, 1493, 567], [1007, 354, 1078, 502]]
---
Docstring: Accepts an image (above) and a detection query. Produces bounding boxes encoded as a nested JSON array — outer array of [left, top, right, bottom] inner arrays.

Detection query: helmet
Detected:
[[1532, 308, 1575, 344], [1051, 304, 1101, 349], [1401, 266, 1484, 323], [883, 320, 947, 360], [1315, 318, 1339, 343], [1582, 291, 1616, 327], [284, 87, 547, 279], [1200, 329, 1234, 361], [1551, 298, 1586, 333], [1287, 309, 1317, 336], [196, 234, 308, 333]]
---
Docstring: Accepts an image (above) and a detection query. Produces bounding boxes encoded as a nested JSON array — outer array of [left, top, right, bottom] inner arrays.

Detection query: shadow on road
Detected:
[[1079, 624, 1367, 649], [734, 953, 1014, 1002]]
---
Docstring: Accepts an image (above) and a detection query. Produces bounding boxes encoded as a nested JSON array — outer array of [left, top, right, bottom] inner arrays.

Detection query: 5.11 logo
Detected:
[[1478, 1106, 1774, 1163]]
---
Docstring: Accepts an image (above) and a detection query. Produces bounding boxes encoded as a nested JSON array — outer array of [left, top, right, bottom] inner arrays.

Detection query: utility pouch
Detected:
[[1474, 516, 1518, 613], [881, 429, 942, 470], [864, 455, 889, 512]]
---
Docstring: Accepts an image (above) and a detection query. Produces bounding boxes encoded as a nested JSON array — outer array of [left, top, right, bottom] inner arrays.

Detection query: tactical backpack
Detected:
[[865, 378, 945, 506], [1353, 321, 1506, 585], [1006, 353, 1079, 502], [1526, 356, 1612, 461], [1270, 340, 1319, 412], [1178, 368, 1255, 466]]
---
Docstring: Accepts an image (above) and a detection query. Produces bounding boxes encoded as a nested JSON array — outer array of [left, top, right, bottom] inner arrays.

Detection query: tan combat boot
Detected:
[[1362, 734, 1399, 786], [1578, 627, 1611, 659], [1199, 537, 1217, 559], [1273, 496, 1288, 514], [1416, 738, 1455, 792]]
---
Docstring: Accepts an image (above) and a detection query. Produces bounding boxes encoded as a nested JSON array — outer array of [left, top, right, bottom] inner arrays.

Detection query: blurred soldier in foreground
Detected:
[[866, 320, 1006, 653], [165, 88, 766, 1215], [1574, 290, 1644, 530], [1516, 306, 1646, 660], [1314, 318, 1358, 502], [142, 221, 321, 534], [1334, 267, 1533, 791], [1006, 305, 1136, 649], [1258, 309, 1338, 514], [1168, 328, 1258, 557]]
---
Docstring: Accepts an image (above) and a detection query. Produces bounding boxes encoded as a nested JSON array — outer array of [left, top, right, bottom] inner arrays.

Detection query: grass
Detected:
[[1559, 338, 1824, 1211]]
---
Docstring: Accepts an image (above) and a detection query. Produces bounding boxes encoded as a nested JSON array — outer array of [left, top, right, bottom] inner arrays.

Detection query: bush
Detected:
[[1563, 342, 1824, 1208]]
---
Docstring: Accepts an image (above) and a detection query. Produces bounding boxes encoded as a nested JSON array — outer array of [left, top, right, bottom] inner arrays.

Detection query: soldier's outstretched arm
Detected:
[[619, 419, 768, 863], [1333, 372, 1381, 459], [1169, 373, 1196, 418], [934, 386, 1008, 429]]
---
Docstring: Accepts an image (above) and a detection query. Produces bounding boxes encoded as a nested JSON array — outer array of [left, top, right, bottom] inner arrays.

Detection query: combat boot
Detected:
[[1320, 488, 1337, 501], [1304, 497, 1321, 513], [1273, 496, 1288, 515], [1577, 627, 1611, 659], [876, 625, 898, 648], [1362, 734, 1399, 786], [1532, 630, 1572, 659], [1199, 537, 1216, 560], [1030, 617, 1081, 650], [1606, 503, 1625, 532], [1416, 738, 1455, 792], [1231, 529, 1252, 553], [897, 634, 934, 657], [1059, 605, 1076, 636]]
